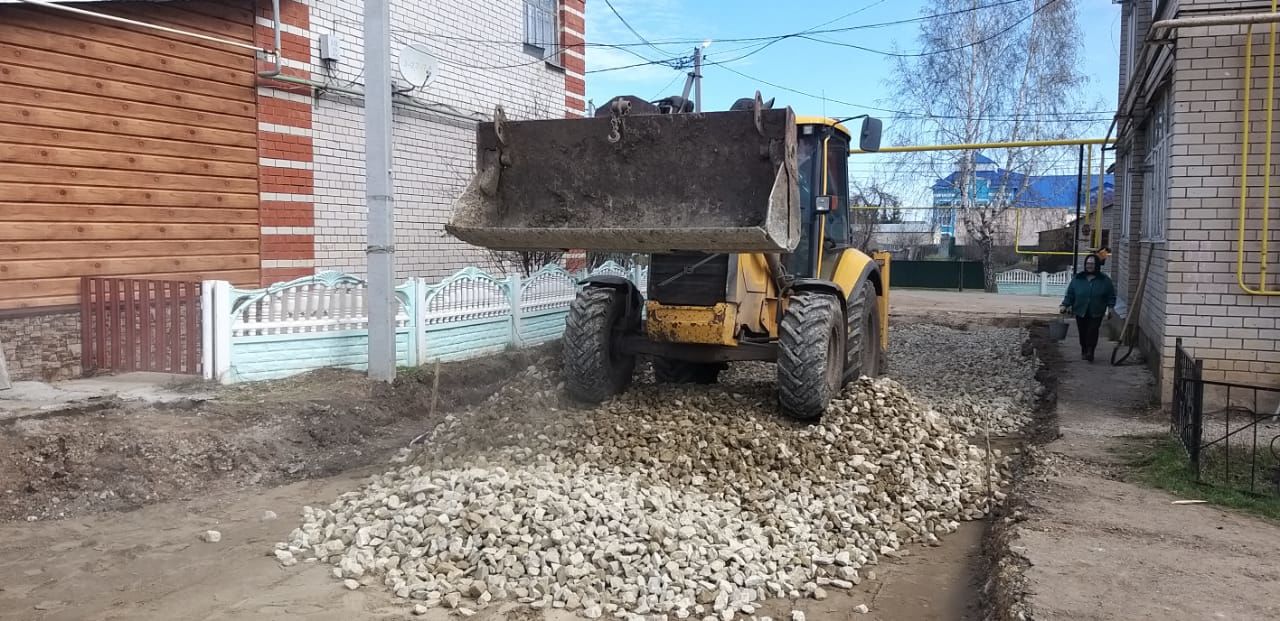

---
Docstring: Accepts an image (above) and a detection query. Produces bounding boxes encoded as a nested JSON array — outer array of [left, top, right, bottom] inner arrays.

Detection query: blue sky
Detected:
[[583, 0, 1121, 204]]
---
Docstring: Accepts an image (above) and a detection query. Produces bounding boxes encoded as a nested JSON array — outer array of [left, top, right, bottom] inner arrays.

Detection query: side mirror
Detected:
[[860, 117, 883, 153]]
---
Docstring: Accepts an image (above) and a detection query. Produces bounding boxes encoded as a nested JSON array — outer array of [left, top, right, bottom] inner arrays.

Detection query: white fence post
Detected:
[[208, 280, 233, 382], [201, 280, 215, 380], [412, 277, 428, 367], [1039, 271, 1048, 296], [508, 273, 522, 348]]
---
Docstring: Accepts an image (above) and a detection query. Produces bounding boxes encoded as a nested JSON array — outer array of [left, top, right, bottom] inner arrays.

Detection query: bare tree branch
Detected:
[[887, 0, 1088, 291]]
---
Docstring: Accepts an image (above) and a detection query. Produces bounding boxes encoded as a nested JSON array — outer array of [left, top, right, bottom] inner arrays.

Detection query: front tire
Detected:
[[844, 279, 883, 382], [777, 292, 846, 420], [563, 287, 636, 403]]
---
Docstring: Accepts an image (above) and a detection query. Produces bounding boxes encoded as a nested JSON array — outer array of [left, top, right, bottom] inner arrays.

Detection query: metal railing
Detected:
[[1172, 339, 1280, 497]]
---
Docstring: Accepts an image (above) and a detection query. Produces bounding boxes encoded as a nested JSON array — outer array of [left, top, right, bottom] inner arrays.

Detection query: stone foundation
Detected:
[[0, 311, 81, 382]]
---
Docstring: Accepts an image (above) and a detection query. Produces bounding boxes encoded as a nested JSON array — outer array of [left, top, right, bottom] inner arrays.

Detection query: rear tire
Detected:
[[653, 358, 724, 384], [844, 279, 883, 382], [777, 292, 846, 421], [563, 287, 636, 403]]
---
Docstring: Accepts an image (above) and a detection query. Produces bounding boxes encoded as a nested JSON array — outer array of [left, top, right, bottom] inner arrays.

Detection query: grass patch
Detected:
[[1120, 434, 1280, 522]]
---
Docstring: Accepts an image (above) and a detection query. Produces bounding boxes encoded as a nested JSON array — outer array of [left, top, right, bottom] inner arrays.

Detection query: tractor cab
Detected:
[[790, 116, 882, 278]]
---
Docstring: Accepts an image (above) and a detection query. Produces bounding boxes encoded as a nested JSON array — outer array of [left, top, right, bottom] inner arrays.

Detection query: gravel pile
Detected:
[[278, 360, 1010, 619], [888, 324, 1042, 436]]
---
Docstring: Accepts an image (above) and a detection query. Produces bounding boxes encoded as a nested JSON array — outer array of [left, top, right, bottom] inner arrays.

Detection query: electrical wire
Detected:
[[602, 0, 679, 57], [651, 71, 685, 100], [714, 63, 1112, 122], [798, 0, 1059, 58], [394, 0, 1028, 51]]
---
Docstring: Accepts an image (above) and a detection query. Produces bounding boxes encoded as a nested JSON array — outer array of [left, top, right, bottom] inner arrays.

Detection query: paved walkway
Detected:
[[890, 289, 1060, 321], [1011, 325, 1280, 620]]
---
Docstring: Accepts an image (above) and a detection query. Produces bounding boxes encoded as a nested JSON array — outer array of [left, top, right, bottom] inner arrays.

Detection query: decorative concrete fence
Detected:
[[202, 262, 647, 383], [995, 269, 1071, 297]]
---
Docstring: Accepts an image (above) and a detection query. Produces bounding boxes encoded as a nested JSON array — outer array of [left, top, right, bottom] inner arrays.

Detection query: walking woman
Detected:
[[1060, 253, 1116, 362]]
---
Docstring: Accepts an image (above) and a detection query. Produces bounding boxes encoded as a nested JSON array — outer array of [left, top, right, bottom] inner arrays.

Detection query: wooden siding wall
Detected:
[[0, 0, 260, 310]]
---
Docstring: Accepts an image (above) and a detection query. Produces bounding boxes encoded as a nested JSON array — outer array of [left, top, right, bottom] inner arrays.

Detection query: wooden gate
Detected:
[[80, 277, 202, 375]]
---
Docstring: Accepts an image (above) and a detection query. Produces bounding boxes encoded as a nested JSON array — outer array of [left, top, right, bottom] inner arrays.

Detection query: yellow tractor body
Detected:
[[447, 96, 889, 418]]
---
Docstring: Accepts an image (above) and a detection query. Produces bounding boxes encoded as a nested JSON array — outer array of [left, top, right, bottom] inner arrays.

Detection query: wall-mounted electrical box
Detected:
[[319, 33, 343, 63]]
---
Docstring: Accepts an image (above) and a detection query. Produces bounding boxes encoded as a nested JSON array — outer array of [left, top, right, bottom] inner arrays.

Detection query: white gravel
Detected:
[[888, 324, 1043, 436], [278, 349, 1019, 619]]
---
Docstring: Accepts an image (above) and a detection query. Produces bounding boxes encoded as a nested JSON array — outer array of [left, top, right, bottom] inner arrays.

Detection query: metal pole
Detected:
[[693, 46, 703, 113], [1073, 144, 1084, 274], [851, 137, 1113, 154], [365, 0, 395, 382]]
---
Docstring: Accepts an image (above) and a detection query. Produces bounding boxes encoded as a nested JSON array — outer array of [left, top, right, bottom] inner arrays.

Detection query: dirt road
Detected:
[[998, 330, 1280, 620], [0, 291, 1062, 621], [0, 470, 986, 621]]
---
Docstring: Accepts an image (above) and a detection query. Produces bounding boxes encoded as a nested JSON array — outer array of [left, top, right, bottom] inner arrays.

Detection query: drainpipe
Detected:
[[1149, 11, 1280, 39], [259, 0, 283, 80]]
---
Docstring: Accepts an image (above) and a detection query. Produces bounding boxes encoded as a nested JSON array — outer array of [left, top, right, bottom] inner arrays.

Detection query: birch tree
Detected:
[[890, 0, 1089, 291]]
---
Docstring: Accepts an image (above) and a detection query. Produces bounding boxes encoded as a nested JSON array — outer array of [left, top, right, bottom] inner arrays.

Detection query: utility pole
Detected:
[[365, 0, 395, 382], [693, 46, 702, 113], [1072, 143, 1084, 274]]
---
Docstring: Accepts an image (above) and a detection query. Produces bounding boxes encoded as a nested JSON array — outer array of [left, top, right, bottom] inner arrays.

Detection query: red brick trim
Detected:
[[256, 0, 314, 285], [560, 1, 587, 118]]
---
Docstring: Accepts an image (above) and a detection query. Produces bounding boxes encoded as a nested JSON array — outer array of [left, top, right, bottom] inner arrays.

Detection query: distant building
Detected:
[[870, 222, 940, 258], [931, 154, 1113, 247]]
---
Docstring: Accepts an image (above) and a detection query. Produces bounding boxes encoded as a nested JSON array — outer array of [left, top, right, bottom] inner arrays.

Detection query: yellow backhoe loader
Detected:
[[447, 93, 890, 419]]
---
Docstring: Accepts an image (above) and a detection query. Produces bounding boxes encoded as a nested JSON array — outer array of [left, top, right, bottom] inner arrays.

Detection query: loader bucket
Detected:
[[446, 107, 800, 253]]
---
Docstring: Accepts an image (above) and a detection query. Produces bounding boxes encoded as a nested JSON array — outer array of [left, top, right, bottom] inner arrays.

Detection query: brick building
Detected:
[[1114, 0, 1280, 401], [0, 0, 585, 380]]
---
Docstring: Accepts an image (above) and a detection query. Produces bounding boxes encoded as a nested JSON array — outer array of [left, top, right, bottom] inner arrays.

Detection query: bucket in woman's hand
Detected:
[[1049, 319, 1069, 341]]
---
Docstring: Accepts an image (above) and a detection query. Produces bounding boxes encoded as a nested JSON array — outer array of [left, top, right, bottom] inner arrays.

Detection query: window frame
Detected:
[[1124, 3, 1136, 90], [1120, 158, 1133, 241], [523, 0, 562, 67], [1141, 90, 1170, 242]]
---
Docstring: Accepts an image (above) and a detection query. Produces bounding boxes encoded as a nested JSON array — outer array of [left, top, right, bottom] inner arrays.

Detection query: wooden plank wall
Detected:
[[0, 0, 261, 310]]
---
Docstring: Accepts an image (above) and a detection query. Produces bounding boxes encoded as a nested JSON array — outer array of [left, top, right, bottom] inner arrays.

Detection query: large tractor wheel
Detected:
[[844, 279, 883, 382], [653, 358, 724, 384], [563, 286, 637, 403], [777, 292, 846, 421]]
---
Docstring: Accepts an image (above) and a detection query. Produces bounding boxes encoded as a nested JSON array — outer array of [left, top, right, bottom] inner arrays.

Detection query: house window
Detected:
[[1124, 4, 1136, 89], [1142, 91, 1170, 242], [524, 0, 559, 64], [1120, 163, 1132, 240]]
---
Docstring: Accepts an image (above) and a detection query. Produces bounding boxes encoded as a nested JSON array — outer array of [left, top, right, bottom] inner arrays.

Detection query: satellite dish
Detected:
[[399, 43, 437, 91]]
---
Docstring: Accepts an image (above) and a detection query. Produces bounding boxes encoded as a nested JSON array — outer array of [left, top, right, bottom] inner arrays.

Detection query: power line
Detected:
[[713, 62, 1112, 122], [799, 0, 1058, 58], [400, 0, 1027, 52], [602, 0, 678, 57]]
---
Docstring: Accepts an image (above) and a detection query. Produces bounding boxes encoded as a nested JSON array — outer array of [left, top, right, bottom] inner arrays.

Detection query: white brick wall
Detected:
[[309, 0, 568, 280], [1119, 7, 1280, 400]]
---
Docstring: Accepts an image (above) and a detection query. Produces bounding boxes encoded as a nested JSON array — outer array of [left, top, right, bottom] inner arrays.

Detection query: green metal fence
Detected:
[[889, 260, 985, 290]]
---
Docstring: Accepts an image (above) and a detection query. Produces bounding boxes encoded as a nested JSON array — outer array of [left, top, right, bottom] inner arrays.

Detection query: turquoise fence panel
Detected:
[[420, 267, 514, 363], [517, 265, 577, 347], [229, 329, 411, 382], [519, 308, 570, 346], [215, 263, 653, 383], [423, 319, 513, 362], [222, 271, 414, 383]]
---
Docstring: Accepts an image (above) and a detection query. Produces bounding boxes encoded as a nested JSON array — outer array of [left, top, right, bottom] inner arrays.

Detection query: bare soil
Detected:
[[0, 306, 1056, 621], [0, 347, 552, 523], [987, 325, 1280, 620]]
